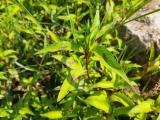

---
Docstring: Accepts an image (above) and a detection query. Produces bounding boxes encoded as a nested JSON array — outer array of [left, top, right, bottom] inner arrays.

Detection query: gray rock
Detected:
[[125, 0, 160, 49]]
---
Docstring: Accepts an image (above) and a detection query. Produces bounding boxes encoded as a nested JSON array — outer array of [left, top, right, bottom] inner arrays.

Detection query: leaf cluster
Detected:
[[0, 0, 159, 120]]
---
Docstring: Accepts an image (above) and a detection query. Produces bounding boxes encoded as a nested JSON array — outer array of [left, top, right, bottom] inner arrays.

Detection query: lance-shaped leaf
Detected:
[[129, 99, 155, 116], [0, 49, 16, 58], [40, 111, 62, 119], [156, 95, 160, 106], [19, 107, 34, 116], [93, 45, 136, 86], [95, 22, 114, 39], [24, 15, 41, 29], [57, 78, 75, 102], [84, 91, 111, 113], [53, 55, 84, 80], [90, 5, 100, 43], [92, 80, 115, 89], [36, 41, 82, 54], [70, 69, 84, 80], [113, 106, 133, 116], [111, 92, 134, 107], [124, 0, 151, 23], [47, 30, 60, 42], [57, 14, 76, 22], [53, 55, 82, 69], [90, 5, 100, 33]]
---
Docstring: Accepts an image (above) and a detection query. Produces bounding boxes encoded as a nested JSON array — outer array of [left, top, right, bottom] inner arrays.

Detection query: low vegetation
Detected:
[[0, 0, 159, 119]]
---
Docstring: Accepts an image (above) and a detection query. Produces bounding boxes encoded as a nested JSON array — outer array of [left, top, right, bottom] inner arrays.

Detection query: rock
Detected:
[[124, 0, 160, 50]]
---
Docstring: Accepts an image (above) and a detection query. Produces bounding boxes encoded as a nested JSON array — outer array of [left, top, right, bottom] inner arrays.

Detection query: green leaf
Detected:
[[57, 78, 75, 102], [53, 55, 84, 80], [70, 68, 84, 80], [157, 114, 160, 120], [13, 116, 22, 120], [134, 113, 147, 120], [89, 4, 100, 43], [0, 108, 9, 117], [93, 45, 136, 86], [129, 99, 155, 116], [47, 30, 60, 42], [36, 3, 50, 13], [40, 111, 62, 119], [53, 55, 82, 69], [111, 92, 134, 107], [125, 8, 160, 24], [0, 49, 16, 58], [105, 0, 115, 21], [92, 80, 115, 89], [96, 22, 114, 39], [93, 45, 120, 70], [78, 11, 89, 21], [8, 5, 21, 17], [90, 5, 100, 33], [24, 15, 41, 30], [24, 15, 38, 25], [16, 0, 41, 30], [84, 91, 111, 113], [19, 107, 34, 116], [124, 0, 151, 23], [57, 14, 76, 22], [156, 95, 160, 106], [14, 61, 36, 72], [113, 106, 133, 116], [122, 0, 128, 10], [0, 72, 7, 80], [22, 77, 34, 85], [36, 41, 82, 54]]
